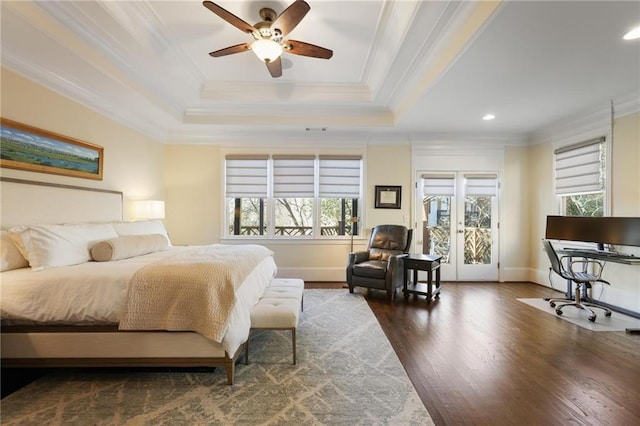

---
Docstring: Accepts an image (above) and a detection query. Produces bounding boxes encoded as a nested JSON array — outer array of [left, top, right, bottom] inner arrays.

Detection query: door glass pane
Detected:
[[464, 196, 492, 264], [422, 195, 451, 263]]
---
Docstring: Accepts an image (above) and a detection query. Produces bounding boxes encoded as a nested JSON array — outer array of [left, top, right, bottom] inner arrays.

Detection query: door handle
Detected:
[[458, 230, 464, 233]]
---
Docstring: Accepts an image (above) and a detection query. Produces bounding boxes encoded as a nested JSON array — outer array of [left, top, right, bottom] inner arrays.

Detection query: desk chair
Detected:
[[542, 239, 612, 323]]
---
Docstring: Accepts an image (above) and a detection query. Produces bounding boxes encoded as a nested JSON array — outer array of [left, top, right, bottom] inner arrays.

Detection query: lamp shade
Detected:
[[251, 39, 283, 62], [134, 200, 165, 219]]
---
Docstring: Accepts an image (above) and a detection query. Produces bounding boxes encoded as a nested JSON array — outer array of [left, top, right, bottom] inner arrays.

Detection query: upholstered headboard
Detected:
[[0, 177, 123, 228]]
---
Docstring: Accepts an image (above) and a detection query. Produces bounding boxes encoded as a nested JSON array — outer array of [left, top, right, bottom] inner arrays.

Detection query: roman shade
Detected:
[[464, 175, 498, 197], [319, 156, 362, 198], [554, 137, 605, 196], [272, 155, 315, 198], [422, 175, 455, 196], [225, 155, 269, 198]]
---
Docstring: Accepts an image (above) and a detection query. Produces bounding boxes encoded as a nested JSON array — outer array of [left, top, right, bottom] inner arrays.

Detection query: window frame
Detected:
[[223, 154, 363, 240], [554, 130, 611, 218]]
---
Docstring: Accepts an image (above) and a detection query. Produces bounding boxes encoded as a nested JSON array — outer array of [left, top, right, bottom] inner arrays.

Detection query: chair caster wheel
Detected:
[[589, 316, 597, 323], [555, 309, 563, 316], [550, 302, 556, 308], [605, 311, 612, 317]]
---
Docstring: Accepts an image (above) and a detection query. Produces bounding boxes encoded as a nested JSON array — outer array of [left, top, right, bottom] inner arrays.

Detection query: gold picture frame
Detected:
[[0, 118, 103, 180]]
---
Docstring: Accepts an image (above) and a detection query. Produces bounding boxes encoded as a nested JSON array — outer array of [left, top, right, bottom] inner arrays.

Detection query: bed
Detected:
[[0, 178, 276, 385]]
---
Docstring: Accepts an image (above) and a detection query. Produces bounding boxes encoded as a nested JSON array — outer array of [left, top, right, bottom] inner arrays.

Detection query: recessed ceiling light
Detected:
[[623, 25, 640, 40], [482, 114, 496, 121]]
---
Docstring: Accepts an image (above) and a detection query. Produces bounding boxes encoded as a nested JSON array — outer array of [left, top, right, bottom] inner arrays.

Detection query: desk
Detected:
[[403, 254, 442, 302], [559, 249, 640, 266]]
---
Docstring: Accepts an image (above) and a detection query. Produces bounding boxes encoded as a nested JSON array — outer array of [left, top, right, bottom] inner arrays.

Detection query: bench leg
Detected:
[[292, 328, 296, 365], [244, 332, 251, 365]]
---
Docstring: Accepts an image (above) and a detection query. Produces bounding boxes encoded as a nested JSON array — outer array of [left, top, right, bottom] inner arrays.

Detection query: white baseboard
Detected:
[[275, 267, 345, 282]]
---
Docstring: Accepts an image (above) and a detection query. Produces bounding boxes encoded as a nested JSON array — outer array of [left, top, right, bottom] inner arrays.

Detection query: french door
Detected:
[[415, 172, 499, 281]]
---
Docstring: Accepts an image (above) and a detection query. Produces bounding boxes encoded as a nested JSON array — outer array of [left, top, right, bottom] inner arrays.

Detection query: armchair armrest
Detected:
[[387, 253, 408, 289], [348, 251, 370, 266]]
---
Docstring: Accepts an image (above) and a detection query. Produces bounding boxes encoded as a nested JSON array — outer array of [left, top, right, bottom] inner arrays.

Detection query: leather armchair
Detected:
[[346, 224, 413, 302]]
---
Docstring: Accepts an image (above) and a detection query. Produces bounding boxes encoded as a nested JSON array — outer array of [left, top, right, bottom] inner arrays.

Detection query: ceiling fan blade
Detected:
[[209, 43, 251, 57], [202, 1, 257, 35], [272, 0, 310, 37], [284, 40, 333, 59], [266, 57, 283, 78]]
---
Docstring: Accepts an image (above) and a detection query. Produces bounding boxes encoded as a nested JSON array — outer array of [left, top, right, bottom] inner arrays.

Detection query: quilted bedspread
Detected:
[[119, 244, 273, 342]]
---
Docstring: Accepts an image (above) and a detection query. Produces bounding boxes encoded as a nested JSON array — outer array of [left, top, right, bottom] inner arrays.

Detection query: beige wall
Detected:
[[364, 145, 412, 230], [164, 144, 221, 245], [2, 66, 638, 306], [0, 68, 164, 219], [611, 111, 640, 216], [162, 143, 412, 281], [528, 111, 640, 312], [502, 145, 531, 280]]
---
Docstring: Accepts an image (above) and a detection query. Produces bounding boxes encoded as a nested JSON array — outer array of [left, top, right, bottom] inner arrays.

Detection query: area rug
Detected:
[[1, 289, 434, 425], [518, 297, 640, 332]]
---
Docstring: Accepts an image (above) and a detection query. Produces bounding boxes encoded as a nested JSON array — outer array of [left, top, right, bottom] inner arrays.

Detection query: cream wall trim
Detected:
[[501, 267, 530, 283]]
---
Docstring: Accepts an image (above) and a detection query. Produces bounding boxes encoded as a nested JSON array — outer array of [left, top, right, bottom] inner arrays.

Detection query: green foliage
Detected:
[[565, 194, 604, 217]]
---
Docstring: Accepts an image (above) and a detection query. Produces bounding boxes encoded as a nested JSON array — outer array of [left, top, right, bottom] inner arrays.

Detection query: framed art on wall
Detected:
[[0, 118, 103, 180], [375, 185, 401, 209]]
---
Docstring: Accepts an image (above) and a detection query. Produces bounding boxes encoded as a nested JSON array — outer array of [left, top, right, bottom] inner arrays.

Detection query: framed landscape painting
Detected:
[[0, 118, 103, 180]]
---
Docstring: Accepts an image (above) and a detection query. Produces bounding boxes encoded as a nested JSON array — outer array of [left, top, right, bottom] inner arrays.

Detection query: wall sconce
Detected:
[[133, 200, 165, 219]]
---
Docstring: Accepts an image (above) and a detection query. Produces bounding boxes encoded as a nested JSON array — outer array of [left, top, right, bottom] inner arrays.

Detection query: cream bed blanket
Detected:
[[119, 244, 273, 342]]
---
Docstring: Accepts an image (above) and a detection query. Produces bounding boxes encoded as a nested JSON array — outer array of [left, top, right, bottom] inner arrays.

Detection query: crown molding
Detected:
[[200, 81, 372, 103], [530, 92, 640, 144], [183, 104, 393, 127]]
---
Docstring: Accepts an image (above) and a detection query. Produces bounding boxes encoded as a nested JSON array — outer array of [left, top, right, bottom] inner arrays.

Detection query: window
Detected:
[[273, 156, 315, 236], [225, 155, 267, 235], [554, 137, 606, 217], [225, 155, 362, 238]]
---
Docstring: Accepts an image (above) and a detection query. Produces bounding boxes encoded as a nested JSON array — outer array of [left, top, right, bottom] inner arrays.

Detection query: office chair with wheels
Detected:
[[542, 239, 612, 322]]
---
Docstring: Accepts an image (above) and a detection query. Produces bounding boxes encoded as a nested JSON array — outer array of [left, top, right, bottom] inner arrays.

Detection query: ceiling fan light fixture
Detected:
[[251, 39, 283, 62], [623, 25, 640, 40]]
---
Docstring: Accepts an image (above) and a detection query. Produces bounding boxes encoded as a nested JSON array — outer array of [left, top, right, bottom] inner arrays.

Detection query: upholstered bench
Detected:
[[246, 278, 304, 365]]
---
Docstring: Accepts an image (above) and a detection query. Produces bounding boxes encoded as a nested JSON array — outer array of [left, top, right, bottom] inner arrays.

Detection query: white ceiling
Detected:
[[1, 0, 639, 145]]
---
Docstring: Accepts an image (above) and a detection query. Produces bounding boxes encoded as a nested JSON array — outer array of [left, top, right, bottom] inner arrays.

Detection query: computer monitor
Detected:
[[545, 216, 640, 247]]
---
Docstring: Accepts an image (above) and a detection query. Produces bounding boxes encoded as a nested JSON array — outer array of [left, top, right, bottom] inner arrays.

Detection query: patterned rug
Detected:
[[1, 289, 433, 425]]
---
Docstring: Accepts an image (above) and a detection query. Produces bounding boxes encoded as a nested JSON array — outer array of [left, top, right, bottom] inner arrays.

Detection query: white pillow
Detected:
[[1, 230, 29, 271], [113, 219, 171, 243], [11, 223, 118, 270], [91, 234, 169, 262]]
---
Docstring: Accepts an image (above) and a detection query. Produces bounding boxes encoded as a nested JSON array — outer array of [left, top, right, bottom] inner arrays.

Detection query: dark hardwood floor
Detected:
[[3, 282, 639, 426], [349, 281, 640, 426]]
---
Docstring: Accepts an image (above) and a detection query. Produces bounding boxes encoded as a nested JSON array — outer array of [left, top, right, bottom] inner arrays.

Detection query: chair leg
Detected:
[[583, 301, 613, 317], [553, 282, 612, 322], [348, 285, 354, 294]]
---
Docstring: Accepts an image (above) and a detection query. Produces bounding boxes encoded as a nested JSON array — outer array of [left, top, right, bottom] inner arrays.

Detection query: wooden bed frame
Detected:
[[0, 177, 244, 385]]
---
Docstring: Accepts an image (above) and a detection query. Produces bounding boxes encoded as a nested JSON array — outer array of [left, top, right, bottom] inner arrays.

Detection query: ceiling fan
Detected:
[[203, 0, 333, 78]]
